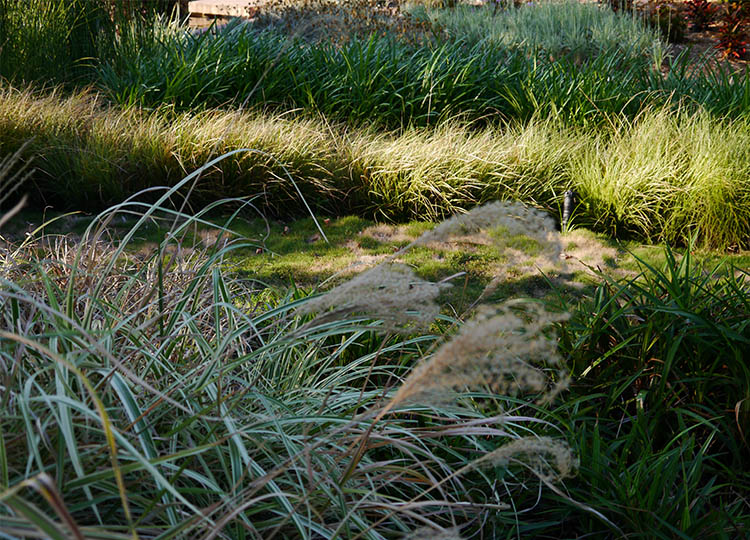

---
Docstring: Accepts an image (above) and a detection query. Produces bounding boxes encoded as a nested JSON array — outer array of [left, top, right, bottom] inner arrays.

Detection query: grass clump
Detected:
[[552, 246, 750, 537], [0, 0, 176, 85], [411, 0, 664, 63], [0, 195, 576, 538], [92, 14, 653, 124], [3, 86, 750, 249], [2, 161, 748, 537], [3, 0, 749, 125], [574, 109, 750, 248], [93, 3, 749, 123], [0, 0, 109, 83]]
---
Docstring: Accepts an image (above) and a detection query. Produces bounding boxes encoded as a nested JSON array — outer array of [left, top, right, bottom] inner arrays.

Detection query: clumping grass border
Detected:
[[0, 189, 580, 538], [2, 86, 750, 249], [94, 11, 750, 125], [1, 183, 748, 538]]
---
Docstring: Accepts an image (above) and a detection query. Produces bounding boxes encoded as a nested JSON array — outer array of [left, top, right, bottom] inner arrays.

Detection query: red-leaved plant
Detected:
[[716, 6, 749, 59], [685, 0, 719, 31]]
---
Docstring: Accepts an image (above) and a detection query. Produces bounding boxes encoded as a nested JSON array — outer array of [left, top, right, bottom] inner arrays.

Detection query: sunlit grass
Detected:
[[3, 86, 750, 249], [409, 0, 664, 63]]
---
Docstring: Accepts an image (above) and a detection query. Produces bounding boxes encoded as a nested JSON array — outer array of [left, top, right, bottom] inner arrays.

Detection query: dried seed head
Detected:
[[389, 300, 569, 407], [416, 201, 561, 262], [296, 263, 450, 334], [475, 436, 577, 481], [413, 201, 564, 301], [406, 526, 464, 540]]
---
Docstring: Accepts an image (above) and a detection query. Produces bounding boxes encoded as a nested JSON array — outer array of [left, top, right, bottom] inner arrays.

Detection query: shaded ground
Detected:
[[5, 211, 749, 313]]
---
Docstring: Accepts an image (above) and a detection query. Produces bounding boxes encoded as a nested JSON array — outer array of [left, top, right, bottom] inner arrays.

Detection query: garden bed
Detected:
[[1, 1, 749, 538]]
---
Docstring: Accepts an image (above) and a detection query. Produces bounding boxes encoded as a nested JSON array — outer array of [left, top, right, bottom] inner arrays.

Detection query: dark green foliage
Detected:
[[96, 24, 653, 127], [0, 0, 110, 83], [0, 0, 182, 84], [546, 245, 750, 537], [565, 247, 750, 412], [4, 3, 750, 127], [95, 19, 750, 127]]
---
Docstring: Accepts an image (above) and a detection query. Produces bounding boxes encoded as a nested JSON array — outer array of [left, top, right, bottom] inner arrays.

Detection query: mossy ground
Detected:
[[9, 210, 749, 313]]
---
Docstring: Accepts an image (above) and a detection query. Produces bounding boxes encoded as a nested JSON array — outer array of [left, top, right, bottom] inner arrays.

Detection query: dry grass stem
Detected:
[[296, 262, 450, 334], [387, 300, 569, 408], [474, 436, 577, 481]]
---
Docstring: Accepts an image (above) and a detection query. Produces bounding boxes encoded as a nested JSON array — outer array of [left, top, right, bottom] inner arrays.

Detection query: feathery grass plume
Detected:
[[413, 200, 565, 301], [296, 262, 450, 334], [416, 200, 562, 263], [406, 526, 464, 540], [474, 436, 576, 481], [387, 300, 569, 408]]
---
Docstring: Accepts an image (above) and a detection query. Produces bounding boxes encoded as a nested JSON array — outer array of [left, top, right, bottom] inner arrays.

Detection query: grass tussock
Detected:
[[575, 109, 750, 248], [0, 196, 575, 538], [0, 0, 178, 85], [556, 246, 750, 537], [2, 86, 750, 249], [410, 1, 664, 62]]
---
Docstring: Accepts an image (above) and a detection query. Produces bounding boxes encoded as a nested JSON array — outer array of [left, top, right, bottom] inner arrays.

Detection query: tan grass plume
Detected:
[[386, 300, 569, 408], [296, 262, 450, 334]]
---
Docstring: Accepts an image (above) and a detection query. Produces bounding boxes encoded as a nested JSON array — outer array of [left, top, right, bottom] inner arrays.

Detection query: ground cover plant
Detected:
[[2, 86, 750, 249], [96, 19, 658, 125], [555, 245, 750, 538], [2, 0, 750, 537], [3, 0, 749, 125], [91, 1, 749, 122], [0, 188, 583, 538]]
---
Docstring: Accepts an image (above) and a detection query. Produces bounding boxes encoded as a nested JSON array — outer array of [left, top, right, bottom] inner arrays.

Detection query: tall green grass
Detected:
[[91, 5, 750, 125], [0, 189, 575, 537], [4, 1, 748, 125], [96, 21, 654, 126], [0, 0, 117, 83], [552, 246, 750, 538], [410, 0, 665, 63], [574, 110, 750, 248], [0, 0, 185, 85], [2, 86, 749, 249]]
